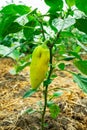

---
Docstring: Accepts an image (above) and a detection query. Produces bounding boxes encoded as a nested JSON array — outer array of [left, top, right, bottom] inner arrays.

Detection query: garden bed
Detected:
[[0, 58, 87, 130]]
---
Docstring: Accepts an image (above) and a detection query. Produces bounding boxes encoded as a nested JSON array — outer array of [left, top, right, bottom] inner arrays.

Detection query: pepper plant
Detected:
[[0, 0, 87, 130]]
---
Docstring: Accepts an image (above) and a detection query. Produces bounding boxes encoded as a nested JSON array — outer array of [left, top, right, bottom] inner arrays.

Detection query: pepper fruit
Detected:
[[30, 43, 50, 89]]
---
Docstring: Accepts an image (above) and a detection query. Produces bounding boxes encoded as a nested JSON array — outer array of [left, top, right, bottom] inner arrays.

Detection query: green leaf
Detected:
[[9, 49, 20, 60], [74, 18, 87, 34], [3, 22, 22, 36], [28, 8, 37, 15], [75, 0, 87, 15], [63, 56, 75, 61], [58, 63, 65, 70], [43, 79, 52, 86], [0, 45, 9, 56], [0, 14, 18, 38], [23, 27, 34, 40], [49, 91, 63, 101], [53, 91, 63, 97], [72, 73, 87, 93], [1, 4, 31, 15], [15, 62, 30, 73], [34, 28, 42, 35], [44, 0, 63, 11], [0, 45, 20, 60], [47, 101, 54, 107], [49, 18, 58, 32], [24, 108, 36, 114], [27, 15, 38, 26], [74, 60, 87, 75], [23, 16, 38, 40], [52, 16, 75, 32], [69, 51, 81, 60], [65, 0, 75, 7], [49, 104, 60, 119], [13, 5, 31, 15], [0, 4, 30, 38], [1, 4, 17, 15], [51, 74, 57, 79], [23, 89, 37, 98], [60, 31, 74, 38], [48, 13, 59, 32]]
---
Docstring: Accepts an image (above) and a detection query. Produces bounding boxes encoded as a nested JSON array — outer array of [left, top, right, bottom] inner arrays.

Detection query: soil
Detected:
[[0, 58, 87, 130]]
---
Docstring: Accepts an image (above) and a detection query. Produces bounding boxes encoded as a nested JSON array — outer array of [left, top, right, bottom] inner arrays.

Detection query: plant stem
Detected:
[[34, 14, 45, 42], [40, 21, 45, 42], [40, 17, 61, 128], [41, 47, 53, 130], [41, 85, 48, 130]]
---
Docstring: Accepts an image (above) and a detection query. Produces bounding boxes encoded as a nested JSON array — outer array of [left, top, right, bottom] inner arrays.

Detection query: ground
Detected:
[[0, 58, 87, 130]]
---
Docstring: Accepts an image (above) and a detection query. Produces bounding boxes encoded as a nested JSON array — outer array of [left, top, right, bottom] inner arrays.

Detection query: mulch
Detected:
[[0, 58, 87, 130]]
